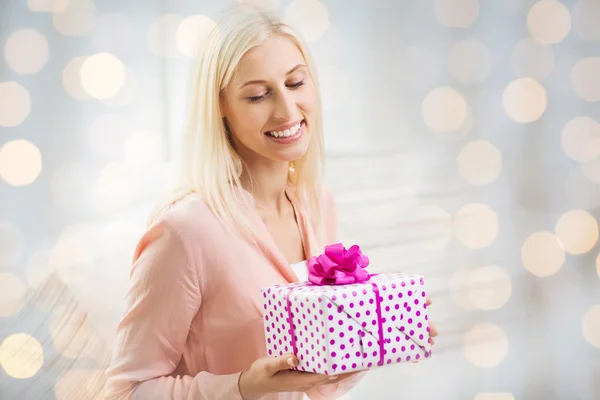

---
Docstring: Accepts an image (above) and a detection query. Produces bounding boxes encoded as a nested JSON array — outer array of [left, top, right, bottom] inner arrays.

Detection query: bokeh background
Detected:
[[1, 0, 600, 399]]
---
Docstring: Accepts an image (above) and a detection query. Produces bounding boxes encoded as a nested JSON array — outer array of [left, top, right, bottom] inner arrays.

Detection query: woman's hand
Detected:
[[426, 295, 438, 345], [239, 354, 354, 399]]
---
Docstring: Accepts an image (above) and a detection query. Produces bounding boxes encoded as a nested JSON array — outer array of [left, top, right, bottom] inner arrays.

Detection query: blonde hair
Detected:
[[149, 6, 325, 240]]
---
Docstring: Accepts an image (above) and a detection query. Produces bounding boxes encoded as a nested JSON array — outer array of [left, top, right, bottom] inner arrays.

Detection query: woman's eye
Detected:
[[288, 80, 305, 89], [247, 94, 266, 103]]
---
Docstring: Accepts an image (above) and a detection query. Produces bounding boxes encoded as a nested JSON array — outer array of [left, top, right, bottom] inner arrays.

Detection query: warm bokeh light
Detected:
[[510, 38, 555, 80], [422, 87, 468, 132], [571, 57, 600, 102], [124, 129, 165, 169], [238, 0, 278, 12], [474, 394, 515, 400], [52, 0, 96, 36], [176, 15, 218, 59], [80, 53, 126, 99], [572, 0, 600, 40], [454, 203, 498, 249], [0, 221, 25, 266], [527, 0, 571, 44], [147, 14, 182, 58], [284, 0, 330, 42], [91, 13, 133, 55], [581, 160, 600, 184], [502, 78, 547, 123], [0, 81, 31, 127], [101, 67, 138, 108], [0, 139, 43, 186], [561, 116, 600, 163], [464, 323, 509, 368], [522, 231, 565, 277], [27, 0, 68, 12], [0, 333, 44, 379], [458, 140, 502, 185], [51, 225, 95, 286], [447, 38, 492, 84], [467, 265, 512, 311], [451, 267, 477, 311], [3, 29, 49, 74], [596, 253, 600, 279], [0, 273, 27, 317], [62, 56, 92, 101], [54, 369, 105, 400], [555, 209, 598, 255], [92, 162, 141, 214], [435, 0, 479, 28], [582, 305, 600, 349], [25, 249, 53, 289]]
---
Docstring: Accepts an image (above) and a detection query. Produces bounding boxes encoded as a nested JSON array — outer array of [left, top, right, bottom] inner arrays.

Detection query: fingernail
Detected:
[[287, 357, 295, 367], [329, 375, 338, 380]]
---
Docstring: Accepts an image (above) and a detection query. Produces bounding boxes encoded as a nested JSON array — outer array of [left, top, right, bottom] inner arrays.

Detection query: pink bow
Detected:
[[307, 243, 370, 285]]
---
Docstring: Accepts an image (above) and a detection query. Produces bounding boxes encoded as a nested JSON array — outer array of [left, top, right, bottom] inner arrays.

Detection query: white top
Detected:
[[290, 260, 309, 282]]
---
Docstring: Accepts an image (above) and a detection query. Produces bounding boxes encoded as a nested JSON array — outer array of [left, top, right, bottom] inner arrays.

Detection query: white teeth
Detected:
[[267, 122, 301, 138]]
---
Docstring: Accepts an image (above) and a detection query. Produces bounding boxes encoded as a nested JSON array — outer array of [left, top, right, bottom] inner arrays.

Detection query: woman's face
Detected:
[[221, 35, 318, 165]]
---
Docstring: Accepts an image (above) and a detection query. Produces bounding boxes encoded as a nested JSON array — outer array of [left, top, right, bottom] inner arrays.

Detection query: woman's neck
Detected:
[[239, 160, 292, 219]]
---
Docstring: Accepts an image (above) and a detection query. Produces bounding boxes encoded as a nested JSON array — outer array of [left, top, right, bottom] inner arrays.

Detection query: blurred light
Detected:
[[454, 203, 498, 249], [561, 116, 600, 163], [27, 0, 68, 12], [502, 78, 547, 123], [55, 369, 104, 400], [101, 67, 138, 108], [318, 66, 349, 111], [91, 13, 133, 55], [450, 267, 477, 310], [89, 113, 129, 158], [92, 162, 141, 214], [474, 394, 515, 400], [25, 250, 53, 289], [596, 253, 600, 278], [3, 29, 49, 74], [464, 323, 509, 368], [565, 167, 600, 210], [571, 57, 600, 102], [0, 139, 42, 186], [435, 0, 479, 28], [80, 53, 126, 99], [458, 140, 502, 185], [527, 0, 571, 44], [124, 129, 165, 169], [0, 273, 27, 317], [467, 265, 512, 311], [284, 0, 330, 42], [62, 57, 92, 101], [52, 0, 96, 36], [0, 334, 44, 379], [0, 221, 25, 266], [176, 15, 218, 59], [50, 306, 94, 358], [572, 0, 600, 40], [447, 38, 492, 84], [238, 0, 278, 12], [581, 160, 600, 184], [147, 14, 183, 58], [50, 162, 94, 209], [397, 46, 441, 90], [51, 225, 95, 286], [422, 87, 468, 132], [555, 209, 598, 255], [410, 205, 453, 251], [0, 81, 31, 127], [582, 305, 600, 349], [522, 231, 565, 277], [510, 38, 555, 81]]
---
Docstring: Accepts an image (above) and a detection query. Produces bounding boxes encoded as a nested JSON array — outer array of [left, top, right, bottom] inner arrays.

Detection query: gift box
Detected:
[[261, 243, 432, 375]]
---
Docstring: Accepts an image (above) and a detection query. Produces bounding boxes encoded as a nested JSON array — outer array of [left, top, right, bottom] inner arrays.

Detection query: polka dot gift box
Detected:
[[261, 243, 432, 375]]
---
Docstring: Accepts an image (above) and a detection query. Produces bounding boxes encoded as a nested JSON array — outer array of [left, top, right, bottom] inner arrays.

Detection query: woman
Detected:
[[103, 6, 436, 400]]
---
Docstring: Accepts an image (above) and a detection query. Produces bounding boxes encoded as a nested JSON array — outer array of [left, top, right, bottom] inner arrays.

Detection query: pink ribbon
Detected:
[[307, 243, 370, 285]]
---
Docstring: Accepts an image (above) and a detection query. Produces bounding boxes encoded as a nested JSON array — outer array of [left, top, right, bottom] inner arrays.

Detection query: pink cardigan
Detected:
[[102, 185, 363, 399]]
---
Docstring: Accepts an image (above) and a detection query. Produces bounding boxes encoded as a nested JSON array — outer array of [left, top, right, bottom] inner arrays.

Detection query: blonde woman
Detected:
[[103, 6, 436, 400]]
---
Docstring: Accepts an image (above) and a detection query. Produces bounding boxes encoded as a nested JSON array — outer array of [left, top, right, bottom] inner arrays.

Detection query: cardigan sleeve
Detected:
[[102, 220, 243, 400]]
